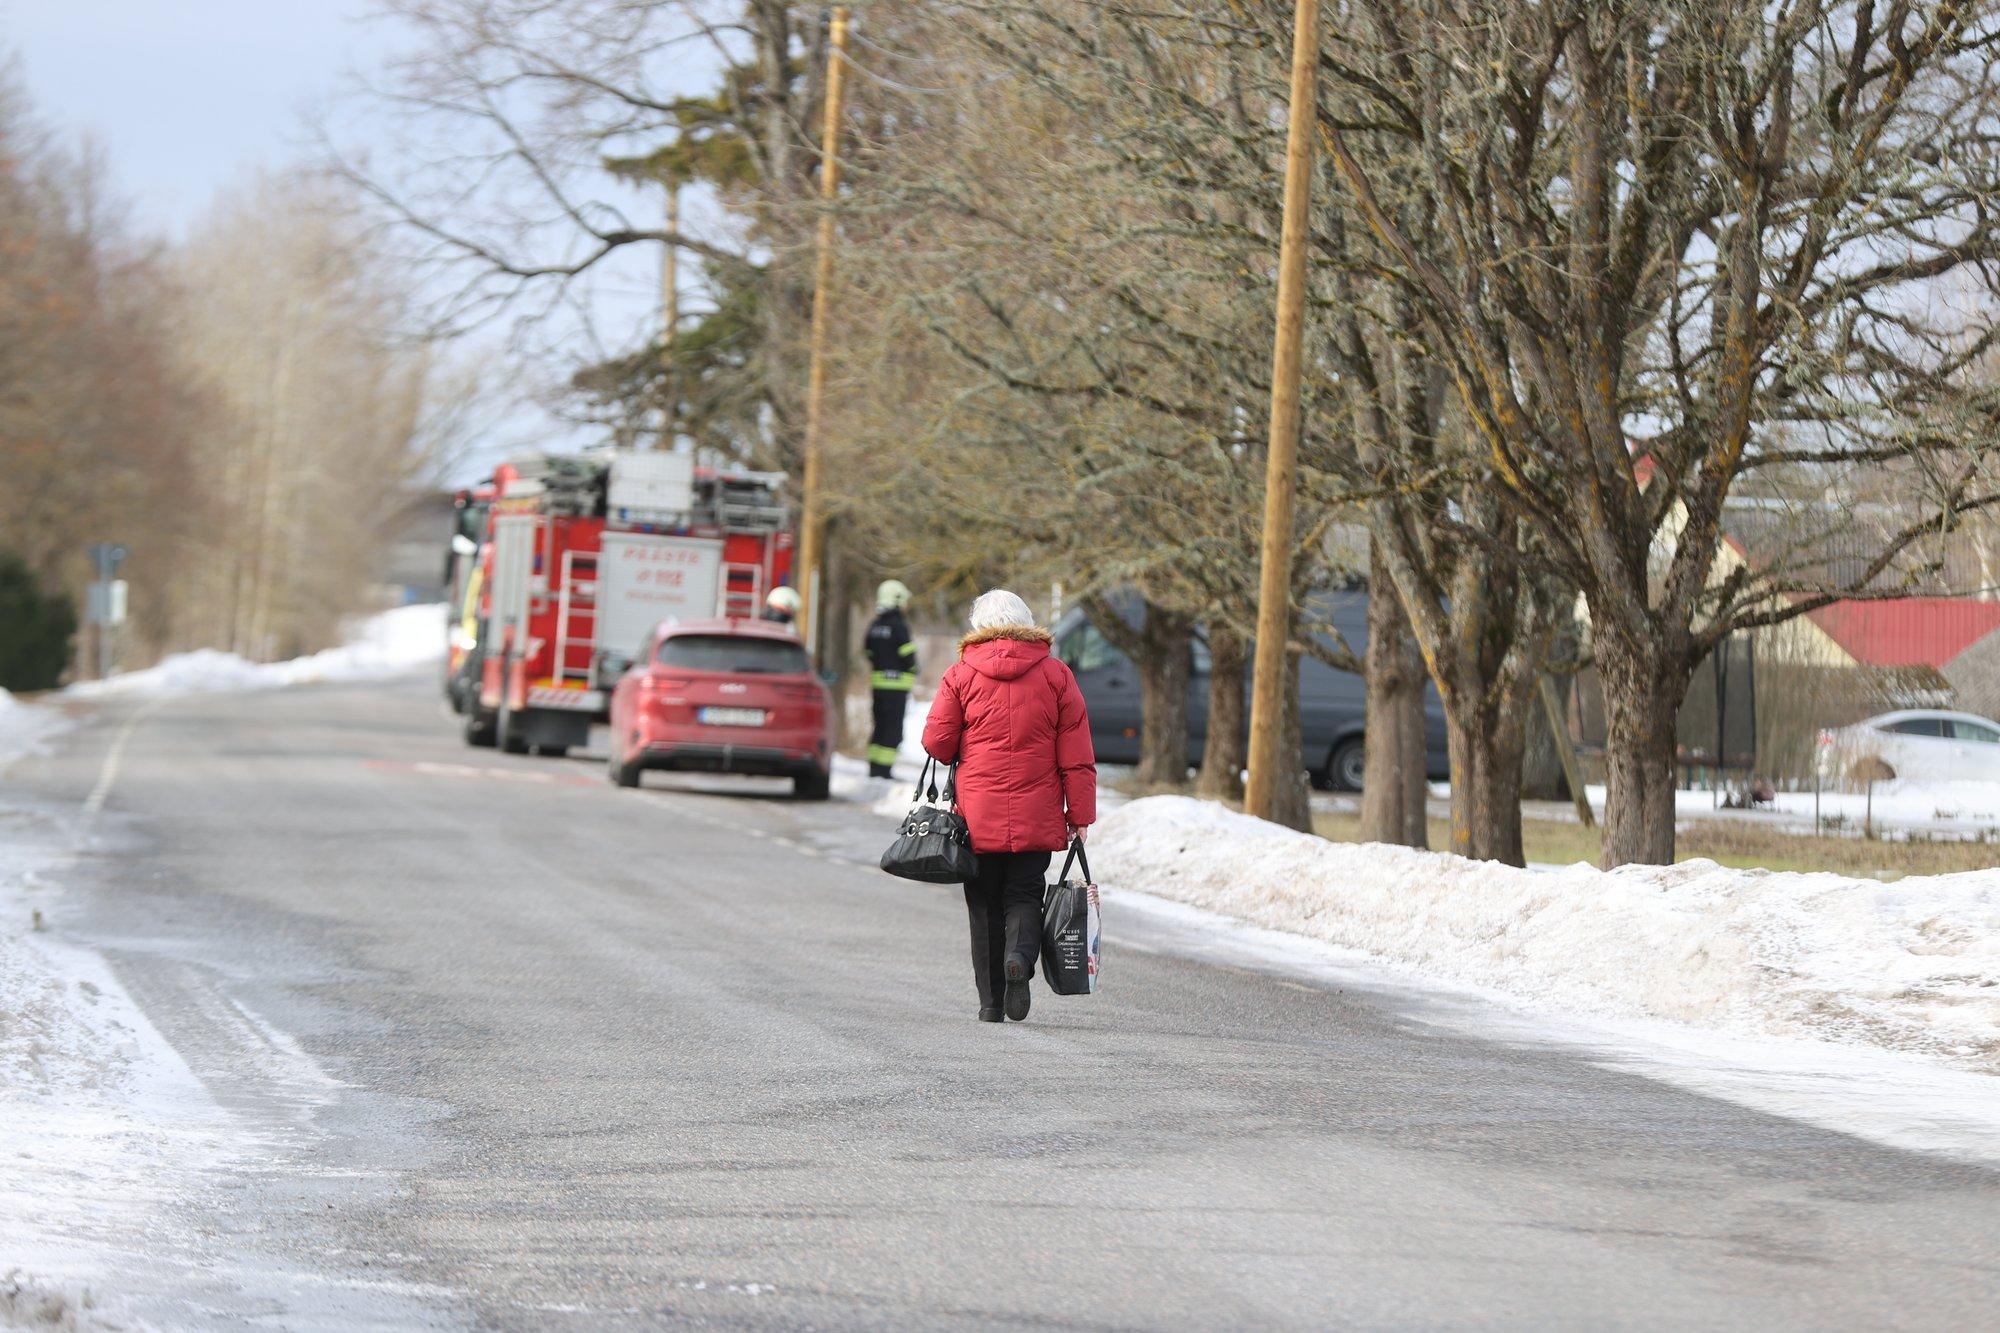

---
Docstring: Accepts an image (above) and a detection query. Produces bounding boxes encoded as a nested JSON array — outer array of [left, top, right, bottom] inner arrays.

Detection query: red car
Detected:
[[607, 618, 834, 799]]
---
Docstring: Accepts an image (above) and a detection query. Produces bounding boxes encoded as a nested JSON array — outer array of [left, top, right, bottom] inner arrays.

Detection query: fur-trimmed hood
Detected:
[[957, 625, 1054, 652], [957, 625, 1054, 681]]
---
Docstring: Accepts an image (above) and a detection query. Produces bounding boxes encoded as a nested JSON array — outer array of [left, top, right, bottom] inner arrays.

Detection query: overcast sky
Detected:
[[3, 0, 390, 234], [4, 3, 719, 477]]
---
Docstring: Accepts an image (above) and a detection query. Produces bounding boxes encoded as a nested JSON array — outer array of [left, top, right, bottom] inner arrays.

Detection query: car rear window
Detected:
[[657, 635, 810, 675]]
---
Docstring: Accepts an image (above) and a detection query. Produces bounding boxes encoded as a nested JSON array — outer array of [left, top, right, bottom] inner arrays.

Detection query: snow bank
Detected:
[[1096, 796, 2000, 1074], [0, 688, 70, 773], [0, 805, 242, 1318], [1575, 781, 2000, 835], [67, 602, 446, 700], [1754, 781, 2000, 832]]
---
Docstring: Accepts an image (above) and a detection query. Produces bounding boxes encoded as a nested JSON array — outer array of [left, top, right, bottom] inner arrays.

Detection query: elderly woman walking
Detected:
[[922, 590, 1096, 1023]]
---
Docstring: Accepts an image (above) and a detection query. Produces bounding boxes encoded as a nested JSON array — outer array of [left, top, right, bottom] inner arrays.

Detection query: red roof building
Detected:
[[1802, 598, 2000, 670]]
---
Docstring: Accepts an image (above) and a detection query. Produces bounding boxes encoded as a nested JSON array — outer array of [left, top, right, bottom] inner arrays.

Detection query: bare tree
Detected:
[[1319, 0, 2000, 864], [170, 173, 448, 658], [334, 0, 835, 467]]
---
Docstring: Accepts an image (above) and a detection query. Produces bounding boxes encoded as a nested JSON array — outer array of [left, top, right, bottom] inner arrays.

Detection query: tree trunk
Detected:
[[1443, 700, 1527, 866], [1597, 635, 1687, 868], [1132, 606, 1192, 787], [1360, 557, 1429, 847], [1082, 595, 1193, 790], [1266, 648, 1313, 831], [1395, 674, 1430, 847], [1195, 622, 1246, 801]]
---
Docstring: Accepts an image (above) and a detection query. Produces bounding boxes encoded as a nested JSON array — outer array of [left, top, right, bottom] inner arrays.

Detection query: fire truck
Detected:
[[460, 450, 795, 756]]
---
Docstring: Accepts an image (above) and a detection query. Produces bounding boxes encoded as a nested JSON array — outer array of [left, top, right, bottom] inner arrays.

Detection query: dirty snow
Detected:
[[1096, 795, 2000, 1075], [0, 611, 423, 1321], [1715, 781, 2000, 834], [0, 791, 241, 1326], [0, 687, 70, 771], [67, 602, 446, 700]]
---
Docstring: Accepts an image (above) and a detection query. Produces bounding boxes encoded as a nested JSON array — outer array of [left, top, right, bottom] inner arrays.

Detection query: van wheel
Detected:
[[793, 767, 831, 801], [1326, 737, 1366, 792], [464, 709, 497, 748]]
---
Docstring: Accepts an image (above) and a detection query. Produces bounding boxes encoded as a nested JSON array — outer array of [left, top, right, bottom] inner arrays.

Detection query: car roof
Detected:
[[1863, 707, 2000, 727], [655, 616, 804, 644]]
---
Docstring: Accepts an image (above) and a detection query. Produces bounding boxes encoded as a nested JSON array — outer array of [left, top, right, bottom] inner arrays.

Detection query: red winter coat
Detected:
[[922, 627, 1097, 854]]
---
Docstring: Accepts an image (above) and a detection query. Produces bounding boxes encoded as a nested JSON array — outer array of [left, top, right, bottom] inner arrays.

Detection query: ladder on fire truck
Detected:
[[551, 547, 599, 688]]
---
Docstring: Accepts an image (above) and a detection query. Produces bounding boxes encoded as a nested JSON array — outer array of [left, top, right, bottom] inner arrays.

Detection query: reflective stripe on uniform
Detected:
[[871, 671, 915, 691], [867, 744, 900, 767], [897, 641, 917, 657]]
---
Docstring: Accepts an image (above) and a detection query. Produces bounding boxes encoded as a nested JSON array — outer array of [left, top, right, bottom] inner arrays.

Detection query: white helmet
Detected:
[[876, 579, 911, 610], [766, 586, 802, 615]]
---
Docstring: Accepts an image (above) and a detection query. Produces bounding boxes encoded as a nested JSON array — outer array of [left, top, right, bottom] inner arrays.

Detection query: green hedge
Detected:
[[0, 552, 77, 692]]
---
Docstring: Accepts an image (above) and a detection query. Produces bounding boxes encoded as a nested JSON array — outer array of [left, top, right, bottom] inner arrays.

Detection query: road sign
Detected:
[[88, 542, 128, 579], [86, 580, 128, 627]]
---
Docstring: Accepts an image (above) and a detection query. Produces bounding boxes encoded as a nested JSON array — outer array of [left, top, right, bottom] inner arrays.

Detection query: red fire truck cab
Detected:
[[461, 451, 795, 756]]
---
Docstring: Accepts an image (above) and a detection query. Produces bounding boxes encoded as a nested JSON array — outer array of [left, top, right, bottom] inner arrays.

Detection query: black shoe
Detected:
[[869, 762, 893, 779], [1003, 954, 1031, 1021], [978, 1005, 1003, 1023]]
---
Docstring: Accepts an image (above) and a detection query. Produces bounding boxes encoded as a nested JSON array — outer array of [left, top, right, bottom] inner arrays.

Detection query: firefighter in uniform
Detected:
[[763, 586, 801, 627], [864, 580, 917, 778]]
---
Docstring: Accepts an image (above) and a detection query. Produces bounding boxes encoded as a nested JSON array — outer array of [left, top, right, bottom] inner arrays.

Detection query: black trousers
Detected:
[[868, 689, 908, 775], [963, 850, 1051, 1008]]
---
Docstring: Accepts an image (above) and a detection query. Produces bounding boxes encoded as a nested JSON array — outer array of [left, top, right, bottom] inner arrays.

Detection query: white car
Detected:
[[1821, 708, 2000, 784]]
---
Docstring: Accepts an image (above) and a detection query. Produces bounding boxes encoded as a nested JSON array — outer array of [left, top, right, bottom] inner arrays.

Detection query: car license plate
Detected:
[[699, 706, 766, 727]]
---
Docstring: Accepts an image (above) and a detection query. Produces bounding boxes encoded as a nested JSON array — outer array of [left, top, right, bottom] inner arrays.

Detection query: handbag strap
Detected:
[[912, 756, 960, 808], [1058, 837, 1091, 885]]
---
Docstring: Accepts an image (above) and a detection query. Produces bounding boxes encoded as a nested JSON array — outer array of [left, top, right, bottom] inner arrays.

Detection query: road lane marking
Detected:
[[83, 698, 164, 823], [368, 759, 597, 788]]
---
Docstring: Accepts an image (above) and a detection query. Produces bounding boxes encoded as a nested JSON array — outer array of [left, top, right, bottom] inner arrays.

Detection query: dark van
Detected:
[[1051, 592, 1449, 790]]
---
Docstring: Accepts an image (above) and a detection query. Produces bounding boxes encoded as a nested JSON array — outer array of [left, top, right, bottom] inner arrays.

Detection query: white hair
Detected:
[[969, 588, 1036, 631]]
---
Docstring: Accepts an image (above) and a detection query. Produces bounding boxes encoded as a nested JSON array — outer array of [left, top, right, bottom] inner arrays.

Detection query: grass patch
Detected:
[[1311, 810, 2000, 880]]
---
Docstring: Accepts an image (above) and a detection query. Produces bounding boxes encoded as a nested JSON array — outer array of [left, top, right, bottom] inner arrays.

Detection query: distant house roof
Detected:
[[1802, 598, 2000, 669]]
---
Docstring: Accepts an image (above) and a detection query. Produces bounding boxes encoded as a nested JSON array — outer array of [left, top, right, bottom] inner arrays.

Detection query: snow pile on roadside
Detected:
[[1765, 780, 2000, 830], [0, 688, 70, 771], [0, 811, 237, 1322], [1579, 780, 2000, 834], [68, 602, 446, 700], [1095, 796, 2000, 1073]]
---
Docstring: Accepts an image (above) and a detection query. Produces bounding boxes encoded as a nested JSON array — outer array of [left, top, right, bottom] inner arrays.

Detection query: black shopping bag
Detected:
[[1040, 839, 1100, 996], [880, 758, 979, 883]]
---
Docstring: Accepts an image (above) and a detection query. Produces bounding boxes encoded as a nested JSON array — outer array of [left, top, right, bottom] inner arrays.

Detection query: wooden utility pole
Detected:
[[1539, 676, 1596, 829], [1244, 0, 1322, 820], [658, 185, 680, 453], [661, 185, 680, 365], [796, 5, 851, 662]]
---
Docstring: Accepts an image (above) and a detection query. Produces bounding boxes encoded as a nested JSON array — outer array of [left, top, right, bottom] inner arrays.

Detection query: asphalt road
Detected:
[[14, 676, 2000, 1329]]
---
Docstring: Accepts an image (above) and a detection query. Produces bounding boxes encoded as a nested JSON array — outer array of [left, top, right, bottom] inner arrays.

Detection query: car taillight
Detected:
[[641, 675, 693, 691]]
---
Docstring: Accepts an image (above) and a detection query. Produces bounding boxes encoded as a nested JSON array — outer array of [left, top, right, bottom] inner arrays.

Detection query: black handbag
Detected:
[[1040, 839, 1100, 995], [880, 758, 979, 883]]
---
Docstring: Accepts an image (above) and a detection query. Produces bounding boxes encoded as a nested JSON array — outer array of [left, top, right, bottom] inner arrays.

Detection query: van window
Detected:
[[1883, 717, 1947, 737], [1951, 720, 2000, 744], [1062, 624, 1122, 674], [658, 635, 810, 675]]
